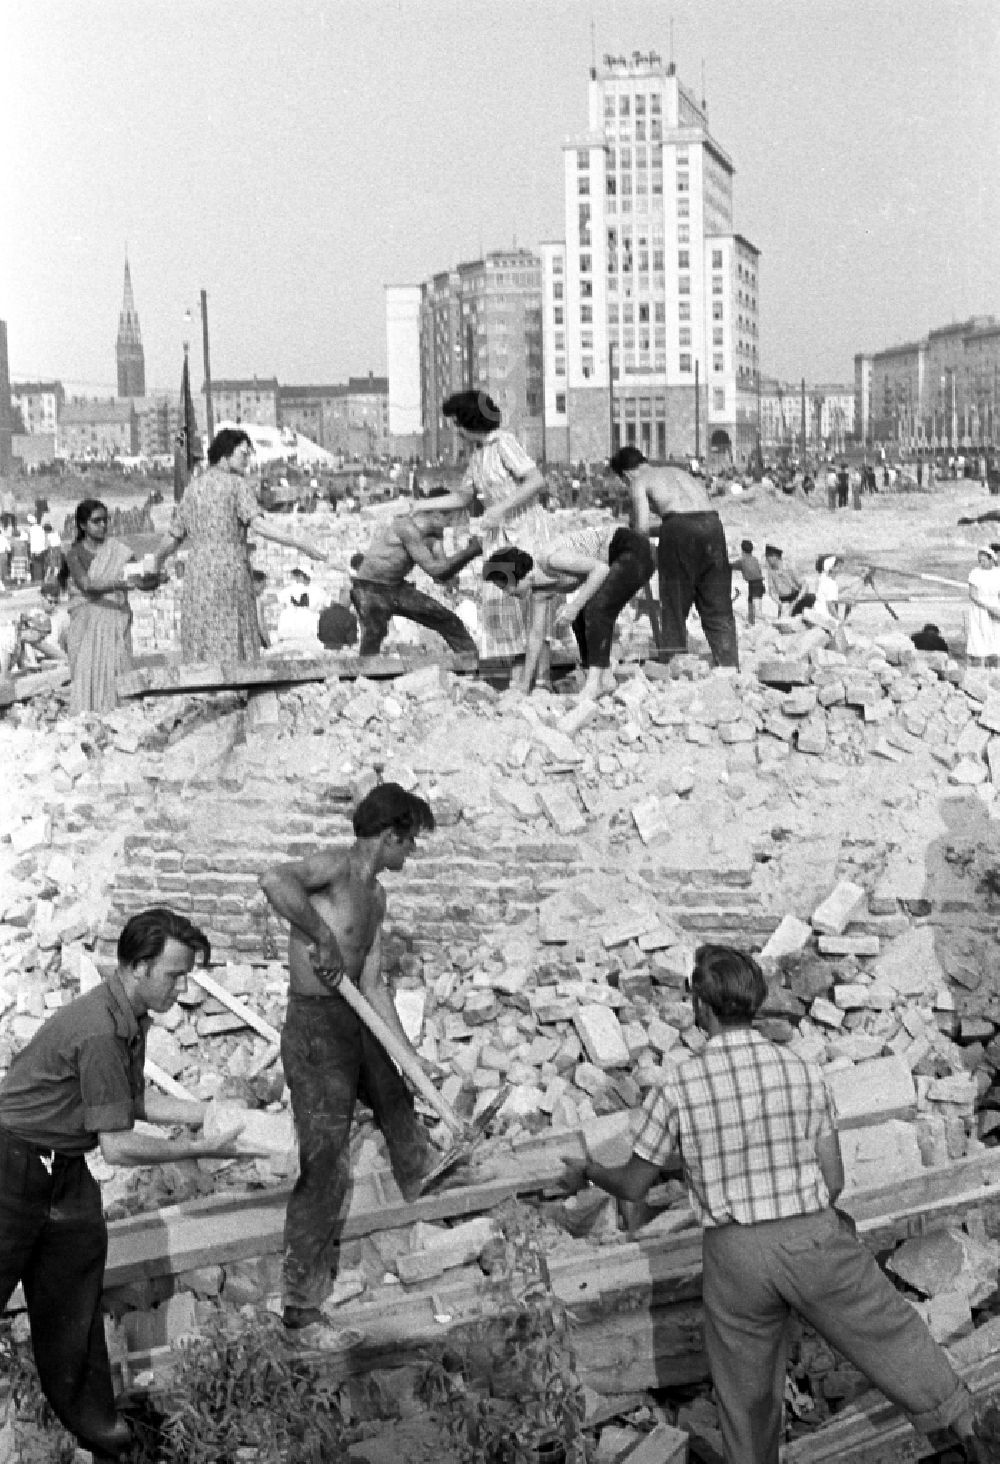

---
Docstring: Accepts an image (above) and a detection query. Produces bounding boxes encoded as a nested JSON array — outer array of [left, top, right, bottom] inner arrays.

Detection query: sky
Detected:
[[2, 0, 998, 396]]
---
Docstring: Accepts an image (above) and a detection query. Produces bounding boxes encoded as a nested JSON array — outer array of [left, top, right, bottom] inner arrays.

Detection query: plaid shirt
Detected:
[[633, 1028, 835, 1227]]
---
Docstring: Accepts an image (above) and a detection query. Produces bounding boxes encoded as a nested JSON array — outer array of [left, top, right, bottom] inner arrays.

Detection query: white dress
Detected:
[[966, 565, 1000, 658]]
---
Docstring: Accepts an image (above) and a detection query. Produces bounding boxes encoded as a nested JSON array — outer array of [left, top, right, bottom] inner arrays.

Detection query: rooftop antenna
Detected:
[[590, 13, 597, 76], [668, 18, 675, 76], [701, 59, 708, 116]]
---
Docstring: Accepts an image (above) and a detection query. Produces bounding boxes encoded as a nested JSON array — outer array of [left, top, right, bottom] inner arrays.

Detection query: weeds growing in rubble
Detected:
[[417, 1200, 586, 1463], [130, 1313, 347, 1463]]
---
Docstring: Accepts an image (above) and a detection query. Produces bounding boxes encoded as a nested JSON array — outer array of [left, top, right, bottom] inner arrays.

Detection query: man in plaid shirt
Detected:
[[561, 945, 986, 1463]]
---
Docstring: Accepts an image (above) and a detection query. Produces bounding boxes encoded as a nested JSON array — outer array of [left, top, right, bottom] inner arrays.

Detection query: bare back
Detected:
[[287, 859, 385, 996], [642, 464, 708, 517]]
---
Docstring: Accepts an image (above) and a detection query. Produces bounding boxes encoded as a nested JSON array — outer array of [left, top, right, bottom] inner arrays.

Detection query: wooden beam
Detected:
[[0, 665, 70, 705], [189, 969, 281, 1046], [145, 1060, 197, 1102], [781, 1317, 1000, 1462]]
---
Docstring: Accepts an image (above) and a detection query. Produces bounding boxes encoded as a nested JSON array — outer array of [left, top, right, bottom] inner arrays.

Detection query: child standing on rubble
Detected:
[[260, 783, 439, 1338]]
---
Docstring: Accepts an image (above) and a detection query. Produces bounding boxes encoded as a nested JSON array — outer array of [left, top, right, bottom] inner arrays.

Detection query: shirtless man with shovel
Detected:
[[261, 783, 491, 1337]]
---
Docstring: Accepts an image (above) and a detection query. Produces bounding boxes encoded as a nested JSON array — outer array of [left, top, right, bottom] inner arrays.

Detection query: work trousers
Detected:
[[350, 578, 477, 658], [0, 1128, 122, 1457], [657, 511, 739, 667], [281, 993, 430, 1310], [701, 1207, 975, 1464], [572, 528, 654, 669]]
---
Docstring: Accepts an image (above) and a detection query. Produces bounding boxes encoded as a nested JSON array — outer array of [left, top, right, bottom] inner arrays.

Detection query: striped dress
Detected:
[[462, 430, 551, 660]]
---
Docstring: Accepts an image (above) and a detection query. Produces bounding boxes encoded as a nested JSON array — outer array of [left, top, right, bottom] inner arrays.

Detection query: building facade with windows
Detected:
[[757, 379, 855, 455], [10, 380, 64, 437], [133, 393, 183, 459], [855, 315, 1000, 451], [59, 400, 137, 460], [547, 52, 760, 464], [207, 378, 280, 428], [419, 249, 543, 463]]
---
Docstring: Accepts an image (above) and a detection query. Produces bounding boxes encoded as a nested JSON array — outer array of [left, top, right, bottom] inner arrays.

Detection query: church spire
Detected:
[[116, 254, 146, 398]]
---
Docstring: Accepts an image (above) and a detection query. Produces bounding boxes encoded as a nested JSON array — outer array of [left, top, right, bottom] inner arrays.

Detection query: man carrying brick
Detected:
[[0, 908, 254, 1464], [350, 497, 482, 658], [609, 447, 739, 668], [260, 783, 441, 1337], [560, 944, 988, 1464]]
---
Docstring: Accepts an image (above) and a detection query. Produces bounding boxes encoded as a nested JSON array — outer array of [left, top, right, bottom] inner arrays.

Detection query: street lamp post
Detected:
[[184, 291, 214, 444]]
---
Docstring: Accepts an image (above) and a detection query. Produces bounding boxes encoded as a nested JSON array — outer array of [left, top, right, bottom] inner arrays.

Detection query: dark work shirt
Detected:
[[0, 971, 147, 1154]]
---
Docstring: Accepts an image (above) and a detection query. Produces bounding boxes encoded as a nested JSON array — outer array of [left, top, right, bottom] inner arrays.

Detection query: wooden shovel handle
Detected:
[[333, 977, 466, 1137]]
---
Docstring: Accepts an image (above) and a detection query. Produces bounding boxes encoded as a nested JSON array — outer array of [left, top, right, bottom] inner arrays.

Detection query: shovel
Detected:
[[310, 955, 508, 1191], [418, 1083, 511, 1195]]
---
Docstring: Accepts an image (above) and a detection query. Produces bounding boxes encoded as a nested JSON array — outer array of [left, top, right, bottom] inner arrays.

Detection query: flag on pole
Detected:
[[173, 348, 200, 503]]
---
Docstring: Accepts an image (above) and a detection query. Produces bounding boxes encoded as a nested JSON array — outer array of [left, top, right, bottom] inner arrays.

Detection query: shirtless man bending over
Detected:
[[260, 783, 437, 1334], [610, 447, 739, 667]]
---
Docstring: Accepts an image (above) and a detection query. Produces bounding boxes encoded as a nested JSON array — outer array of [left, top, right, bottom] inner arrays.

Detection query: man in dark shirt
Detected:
[[0, 908, 256, 1463], [350, 502, 482, 658]]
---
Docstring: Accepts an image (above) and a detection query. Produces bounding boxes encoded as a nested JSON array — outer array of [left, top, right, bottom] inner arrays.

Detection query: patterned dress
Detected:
[[462, 429, 551, 660], [169, 467, 261, 664]]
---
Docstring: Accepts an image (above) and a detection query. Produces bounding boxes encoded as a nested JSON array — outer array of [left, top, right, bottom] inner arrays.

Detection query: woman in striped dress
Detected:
[[432, 391, 551, 673]]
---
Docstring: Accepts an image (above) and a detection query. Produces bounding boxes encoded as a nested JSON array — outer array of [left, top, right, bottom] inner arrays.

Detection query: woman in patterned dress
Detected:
[[154, 428, 325, 664], [432, 390, 551, 678]]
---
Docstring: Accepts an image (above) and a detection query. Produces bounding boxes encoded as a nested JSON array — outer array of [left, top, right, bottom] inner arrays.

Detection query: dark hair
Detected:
[[74, 498, 108, 542], [117, 907, 211, 969], [350, 551, 365, 571], [442, 390, 502, 436], [208, 428, 253, 466], [741, 539, 753, 553], [483, 546, 534, 588], [425, 485, 450, 500], [609, 447, 647, 479], [353, 783, 435, 840], [691, 944, 767, 1023], [58, 498, 108, 589], [922, 623, 940, 635]]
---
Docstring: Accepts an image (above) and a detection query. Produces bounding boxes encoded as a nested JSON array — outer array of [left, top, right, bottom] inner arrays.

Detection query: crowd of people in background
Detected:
[[1, 408, 997, 704]]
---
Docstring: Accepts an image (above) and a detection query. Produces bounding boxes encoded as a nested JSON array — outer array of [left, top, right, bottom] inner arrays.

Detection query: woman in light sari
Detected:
[[59, 498, 136, 713]]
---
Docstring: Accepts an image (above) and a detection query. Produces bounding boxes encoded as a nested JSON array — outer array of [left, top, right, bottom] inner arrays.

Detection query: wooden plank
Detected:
[[98, 1140, 1000, 1295], [145, 1059, 197, 1102], [781, 1316, 1000, 1462], [100, 1127, 593, 1288], [189, 969, 281, 1046], [0, 665, 71, 704]]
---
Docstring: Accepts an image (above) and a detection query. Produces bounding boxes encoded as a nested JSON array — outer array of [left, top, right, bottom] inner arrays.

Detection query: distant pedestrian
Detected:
[[9, 526, 30, 586], [826, 466, 838, 511], [0, 484, 16, 531], [851, 468, 862, 511], [837, 462, 850, 509], [735, 539, 766, 625], [27, 514, 48, 583]]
